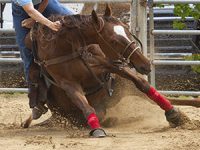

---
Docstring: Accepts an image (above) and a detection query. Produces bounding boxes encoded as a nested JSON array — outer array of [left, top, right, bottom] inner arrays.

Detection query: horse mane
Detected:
[[48, 13, 120, 30], [37, 13, 122, 43], [48, 14, 93, 29]]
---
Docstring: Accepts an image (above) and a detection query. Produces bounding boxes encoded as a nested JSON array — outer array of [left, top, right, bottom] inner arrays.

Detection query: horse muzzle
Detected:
[[137, 65, 151, 75]]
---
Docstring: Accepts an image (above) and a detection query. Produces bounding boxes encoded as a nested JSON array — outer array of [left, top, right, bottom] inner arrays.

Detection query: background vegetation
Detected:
[[173, 4, 200, 29], [173, 4, 200, 73]]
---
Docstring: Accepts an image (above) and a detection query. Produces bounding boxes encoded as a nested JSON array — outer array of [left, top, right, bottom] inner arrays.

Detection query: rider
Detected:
[[12, 0, 74, 119]]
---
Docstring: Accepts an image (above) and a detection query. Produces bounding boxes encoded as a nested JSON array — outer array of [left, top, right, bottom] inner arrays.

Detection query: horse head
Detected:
[[91, 5, 151, 75]]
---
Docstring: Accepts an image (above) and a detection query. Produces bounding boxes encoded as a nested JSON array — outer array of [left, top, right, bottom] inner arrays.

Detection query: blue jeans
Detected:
[[12, 0, 73, 81]]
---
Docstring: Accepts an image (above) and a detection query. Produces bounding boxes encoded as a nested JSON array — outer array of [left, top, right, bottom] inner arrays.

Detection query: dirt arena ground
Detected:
[[0, 93, 200, 150]]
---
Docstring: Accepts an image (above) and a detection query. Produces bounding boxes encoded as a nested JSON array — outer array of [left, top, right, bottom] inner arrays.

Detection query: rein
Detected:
[[31, 24, 108, 95], [32, 39, 107, 95], [35, 52, 80, 67]]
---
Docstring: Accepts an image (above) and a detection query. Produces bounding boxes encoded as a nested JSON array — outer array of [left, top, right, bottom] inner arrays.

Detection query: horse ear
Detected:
[[104, 4, 112, 17], [92, 10, 99, 24]]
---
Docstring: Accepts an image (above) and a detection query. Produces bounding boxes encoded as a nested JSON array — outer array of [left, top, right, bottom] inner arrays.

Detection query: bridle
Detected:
[[122, 43, 141, 61], [93, 17, 143, 63]]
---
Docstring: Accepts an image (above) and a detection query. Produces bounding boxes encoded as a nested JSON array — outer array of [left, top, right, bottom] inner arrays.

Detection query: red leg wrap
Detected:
[[147, 86, 173, 111], [87, 113, 100, 129]]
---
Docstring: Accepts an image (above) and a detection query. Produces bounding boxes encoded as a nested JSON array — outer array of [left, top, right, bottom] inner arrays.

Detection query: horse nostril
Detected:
[[147, 69, 151, 74], [141, 66, 151, 75]]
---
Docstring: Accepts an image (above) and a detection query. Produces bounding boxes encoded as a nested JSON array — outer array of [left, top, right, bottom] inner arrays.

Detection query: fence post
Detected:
[[0, 3, 3, 28], [137, 0, 148, 81], [130, 0, 137, 35], [149, 0, 156, 87], [137, 0, 148, 57], [130, 0, 147, 57]]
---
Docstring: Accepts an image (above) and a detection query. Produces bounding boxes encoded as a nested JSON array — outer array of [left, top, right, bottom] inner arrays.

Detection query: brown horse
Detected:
[[23, 5, 186, 137]]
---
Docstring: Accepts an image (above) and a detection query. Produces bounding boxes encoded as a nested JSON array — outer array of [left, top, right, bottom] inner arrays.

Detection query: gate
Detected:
[[149, 0, 200, 96]]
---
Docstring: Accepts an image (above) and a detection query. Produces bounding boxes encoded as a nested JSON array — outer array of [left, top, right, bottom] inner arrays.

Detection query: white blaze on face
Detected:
[[113, 25, 131, 42]]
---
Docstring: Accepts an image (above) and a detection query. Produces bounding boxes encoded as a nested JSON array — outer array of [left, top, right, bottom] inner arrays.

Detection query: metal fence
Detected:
[[1, 0, 200, 96], [149, 0, 200, 96], [0, 0, 147, 93]]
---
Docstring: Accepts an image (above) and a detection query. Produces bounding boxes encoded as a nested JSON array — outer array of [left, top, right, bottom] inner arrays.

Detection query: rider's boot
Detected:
[[28, 81, 48, 120], [28, 62, 48, 120], [32, 103, 48, 120]]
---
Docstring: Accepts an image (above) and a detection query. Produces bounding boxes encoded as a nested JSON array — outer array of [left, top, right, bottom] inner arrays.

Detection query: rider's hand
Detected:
[[21, 18, 35, 28], [47, 21, 62, 32]]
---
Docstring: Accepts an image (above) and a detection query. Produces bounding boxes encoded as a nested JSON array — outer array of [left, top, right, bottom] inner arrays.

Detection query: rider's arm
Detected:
[[22, 2, 60, 31], [21, 0, 48, 28]]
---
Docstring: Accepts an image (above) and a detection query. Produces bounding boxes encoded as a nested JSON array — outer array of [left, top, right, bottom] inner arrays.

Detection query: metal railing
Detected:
[[0, 58, 22, 63], [0, 88, 28, 93], [0, 28, 14, 34], [149, 0, 200, 96], [153, 60, 200, 65], [154, 0, 200, 4], [0, 0, 132, 2], [152, 30, 200, 35]]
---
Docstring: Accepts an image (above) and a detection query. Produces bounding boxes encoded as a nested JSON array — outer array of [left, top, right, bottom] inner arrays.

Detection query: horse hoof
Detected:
[[165, 107, 190, 127], [89, 128, 107, 138], [21, 121, 30, 128], [21, 115, 33, 128]]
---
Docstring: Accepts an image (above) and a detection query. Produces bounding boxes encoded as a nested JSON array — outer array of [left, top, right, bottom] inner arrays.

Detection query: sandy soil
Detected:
[[0, 93, 200, 150]]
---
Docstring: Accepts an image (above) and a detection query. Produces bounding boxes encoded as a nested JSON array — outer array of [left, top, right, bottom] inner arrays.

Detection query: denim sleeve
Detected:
[[12, 0, 32, 6]]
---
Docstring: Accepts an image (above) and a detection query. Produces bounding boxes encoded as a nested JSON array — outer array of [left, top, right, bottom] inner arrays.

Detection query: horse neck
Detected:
[[64, 16, 99, 45], [62, 15, 119, 58]]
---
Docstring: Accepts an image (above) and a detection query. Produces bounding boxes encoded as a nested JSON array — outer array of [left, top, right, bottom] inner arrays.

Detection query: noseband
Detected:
[[93, 17, 142, 63]]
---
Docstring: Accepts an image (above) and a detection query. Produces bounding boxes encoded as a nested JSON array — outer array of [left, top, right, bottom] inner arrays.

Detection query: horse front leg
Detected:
[[60, 82, 106, 138], [112, 66, 190, 127]]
